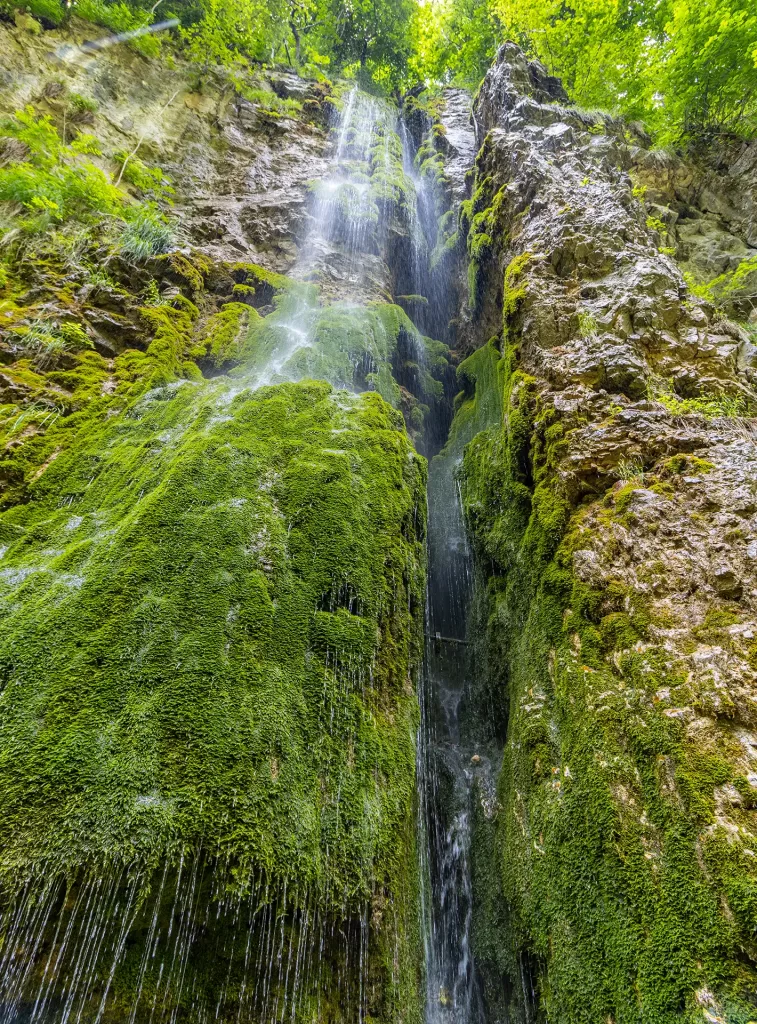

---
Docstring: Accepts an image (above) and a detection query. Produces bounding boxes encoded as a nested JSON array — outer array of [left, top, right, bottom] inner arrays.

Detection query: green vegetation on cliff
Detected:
[[451, 116, 757, 1017], [0, 49, 451, 1015], [457, 340, 757, 1023], [0, 338, 426, 1022], [4, 0, 757, 140]]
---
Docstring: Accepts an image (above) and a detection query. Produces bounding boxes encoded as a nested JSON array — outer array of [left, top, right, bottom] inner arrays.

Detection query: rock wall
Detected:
[[631, 140, 757, 321], [5, 13, 757, 1024], [0, 17, 333, 270], [454, 42, 757, 1024]]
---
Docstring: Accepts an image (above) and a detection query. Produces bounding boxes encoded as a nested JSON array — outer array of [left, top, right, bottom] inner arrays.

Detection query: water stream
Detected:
[[0, 85, 485, 1024], [418, 446, 484, 1024]]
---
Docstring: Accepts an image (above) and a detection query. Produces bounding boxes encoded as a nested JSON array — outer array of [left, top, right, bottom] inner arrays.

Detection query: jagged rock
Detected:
[[268, 72, 311, 101], [712, 565, 744, 599], [83, 308, 146, 351], [438, 88, 477, 202], [460, 41, 757, 1024]]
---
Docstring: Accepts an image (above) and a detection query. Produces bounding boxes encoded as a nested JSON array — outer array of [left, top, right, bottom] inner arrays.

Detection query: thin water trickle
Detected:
[[417, 447, 485, 1024]]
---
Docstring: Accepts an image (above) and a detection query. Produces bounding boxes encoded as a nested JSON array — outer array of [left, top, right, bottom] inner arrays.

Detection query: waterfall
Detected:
[[417, 445, 484, 1024], [0, 84, 482, 1024]]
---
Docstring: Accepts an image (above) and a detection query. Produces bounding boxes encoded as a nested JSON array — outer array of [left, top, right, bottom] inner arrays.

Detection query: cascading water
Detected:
[[0, 82, 484, 1024], [252, 88, 398, 388], [417, 451, 484, 1024], [395, 99, 486, 1024]]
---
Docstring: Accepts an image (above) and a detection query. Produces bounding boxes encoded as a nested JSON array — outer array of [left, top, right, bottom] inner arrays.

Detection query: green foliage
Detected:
[[408, 0, 502, 85], [688, 254, 757, 314], [0, 107, 175, 277], [73, 0, 165, 56], [663, 0, 757, 139], [179, 0, 280, 66], [646, 372, 749, 417], [115, 154, 175, 201], [19, 0, 65, 24], [407, 0, 757, 141], [68, 93, 99, 116], [9, 318, 92, 367], [577, 309, 598, 338], [0, 108, 120, 225], [646, 214, 667, 234], [458, 339, 757, 1022], [234, 84, 302, 114]]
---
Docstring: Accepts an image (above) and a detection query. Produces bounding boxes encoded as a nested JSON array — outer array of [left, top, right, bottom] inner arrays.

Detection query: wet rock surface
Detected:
[[438, 88, 476, 204], [459, 40, 757, 1024], [0, 18, 333, 272], [632, 141, 757, 318]]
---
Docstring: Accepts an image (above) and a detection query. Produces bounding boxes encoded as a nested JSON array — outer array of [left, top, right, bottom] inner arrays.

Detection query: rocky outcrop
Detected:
[[631, 141, 757, 321], [0, 17, 333, 270], [456, 41, 757, 1024]]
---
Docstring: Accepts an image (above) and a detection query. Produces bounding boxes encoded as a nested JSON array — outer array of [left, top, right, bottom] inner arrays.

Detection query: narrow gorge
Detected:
[[1, 12, 757, 1024]]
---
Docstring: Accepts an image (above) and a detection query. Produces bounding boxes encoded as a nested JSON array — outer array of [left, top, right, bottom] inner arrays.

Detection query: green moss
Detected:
[[660, 453, 715, 477], [503, 252, 531, 322], [193, 301, 255, 368], [648, 372, 750, 418], [140, 295, 200, 380], [0, 376, 426, 1021], [231, 261, 312, 306], [234, 296, 448, 438], [455, 298, 757, 1022]]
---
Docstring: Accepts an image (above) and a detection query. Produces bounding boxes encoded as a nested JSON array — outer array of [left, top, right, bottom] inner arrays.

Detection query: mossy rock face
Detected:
[[456, 45, 757, 1024], [459, 341, 757, 1024], [0, 375, 425, 1023]]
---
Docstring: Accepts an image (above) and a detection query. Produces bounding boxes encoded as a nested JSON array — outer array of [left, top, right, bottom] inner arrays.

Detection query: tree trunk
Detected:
[[289, 21, 301, 65]]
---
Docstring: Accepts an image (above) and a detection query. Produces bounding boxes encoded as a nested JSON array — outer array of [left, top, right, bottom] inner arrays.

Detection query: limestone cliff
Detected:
[[3, 12, 757, 1024], [454, 42, 757, 1024]]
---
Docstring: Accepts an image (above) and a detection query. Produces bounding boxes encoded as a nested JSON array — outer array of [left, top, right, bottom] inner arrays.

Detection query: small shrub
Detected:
[[683, 270, 714, 302], [616, 456, 645, 486], [11, 319, 93, 366], [647, 372, 747, 417], [235, 82, 302, 115], [118, 205, 173, 260], [0, 158, 124, 224], [59, 321, 93, 350], [73, 0, 163, 56], [69, 133, 102, 156], [140, 278, 167, 307], [577, 310, 598, 337], [646, 215, 667, 234], [24, 0, 65, 24], [67, 94, 99, 125], [0, 109, 122, 226], [115, 153, 174, 201], [1, 107, 61, 164], [12, 319, 72, 367]]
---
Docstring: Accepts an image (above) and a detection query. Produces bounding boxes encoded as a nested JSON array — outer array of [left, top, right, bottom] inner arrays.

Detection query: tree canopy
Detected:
[[4, 0, 757, 140]]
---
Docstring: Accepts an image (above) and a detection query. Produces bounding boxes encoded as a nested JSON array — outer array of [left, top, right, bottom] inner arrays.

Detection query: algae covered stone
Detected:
[[0, 376, 426, 1023]]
